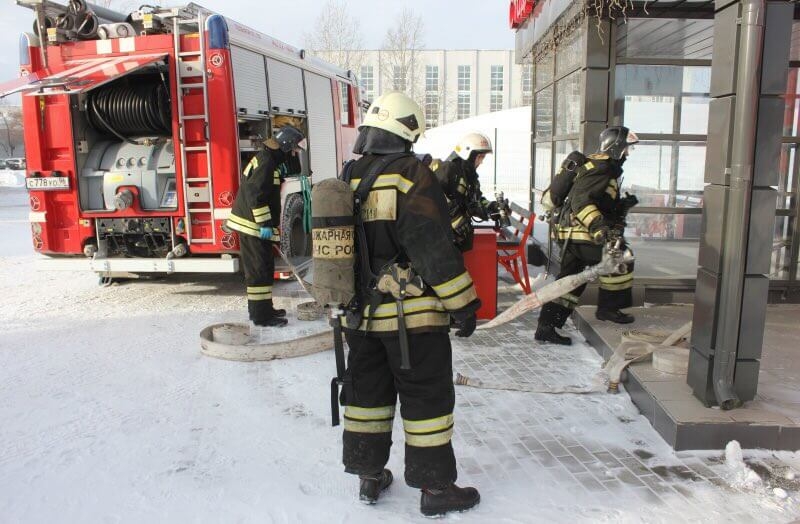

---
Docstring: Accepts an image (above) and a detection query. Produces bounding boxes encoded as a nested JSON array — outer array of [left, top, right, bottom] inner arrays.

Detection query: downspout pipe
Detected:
[[713, 0, 765, 410]]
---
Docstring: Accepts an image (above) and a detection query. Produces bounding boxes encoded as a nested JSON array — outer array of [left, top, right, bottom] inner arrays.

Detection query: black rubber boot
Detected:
[[595, 308, 635, 324], [534, 325, 572, 346], [253, 315, 288, 327], [359, 469, 393, 504], [420, 484, 480, 517], [268, 307, 287, 318]]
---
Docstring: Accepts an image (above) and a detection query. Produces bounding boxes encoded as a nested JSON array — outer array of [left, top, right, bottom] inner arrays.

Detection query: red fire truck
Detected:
[[0, 1, 362, 281]]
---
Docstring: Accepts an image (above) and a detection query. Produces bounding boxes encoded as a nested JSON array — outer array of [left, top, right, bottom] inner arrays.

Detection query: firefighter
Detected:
[[341, 92, 481, 517], [431, 132, 499, 251], [535, 126, 639, 345], [226, 124, 306, 327]]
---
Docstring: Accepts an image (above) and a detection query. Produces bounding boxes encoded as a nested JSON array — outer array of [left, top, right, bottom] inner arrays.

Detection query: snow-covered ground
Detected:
[[1, 186, 799, 523]]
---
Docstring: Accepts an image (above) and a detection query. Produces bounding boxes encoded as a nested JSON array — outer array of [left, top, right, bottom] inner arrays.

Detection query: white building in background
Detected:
[[358, 50, 532, 127]]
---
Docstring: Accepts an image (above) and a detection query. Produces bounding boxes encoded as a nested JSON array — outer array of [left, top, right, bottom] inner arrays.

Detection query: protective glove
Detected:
[[591, 225, 610, 245], [467, 201, 488, 220], [259, 226, 273, 240], [451, 310, 477, 338], [618, 192, 639, 215]]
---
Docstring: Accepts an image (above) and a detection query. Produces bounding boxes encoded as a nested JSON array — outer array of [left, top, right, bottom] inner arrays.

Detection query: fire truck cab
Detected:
[[0, 1, 362, 278]]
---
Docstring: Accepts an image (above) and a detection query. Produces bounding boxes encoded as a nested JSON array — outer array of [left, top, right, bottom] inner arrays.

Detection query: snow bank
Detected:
[[416, 107, 532, 204]]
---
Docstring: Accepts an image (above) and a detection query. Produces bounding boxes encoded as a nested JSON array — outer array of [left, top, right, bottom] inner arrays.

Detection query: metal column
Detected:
[[688, 0, 792, 407]]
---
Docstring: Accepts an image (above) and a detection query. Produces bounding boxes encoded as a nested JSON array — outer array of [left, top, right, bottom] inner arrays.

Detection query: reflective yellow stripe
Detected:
[[562, 293, 580, 304], [439, 286, 478, 311], [576, 205, 601, 227], [243, 156, 258, 176], [252, 205, 271, 222], [554, 297, 578, 310], [248, 292, 272, 301], [600, 281, 633, 291], [430, 160, 440, 171], [555, 225, 593, 242], [367, 297, 447, 319], [227, 215, 261, 237], [273, 169, 281, 185], [403, 414, 454, 434], [349, 174, 415, 194], [344, 419, 394, 433], [406, 427, 453, 447], [344, 405, 396, 420], [404, 414, 454, 447], [451, 216, 466, 228], [432, 271, 473, 298], [357, 311, 450, 332], [457, 180, 467, 194], [605, 185, 618, 199], [599, 273, 633, 285], [247, 285, 271, 293]]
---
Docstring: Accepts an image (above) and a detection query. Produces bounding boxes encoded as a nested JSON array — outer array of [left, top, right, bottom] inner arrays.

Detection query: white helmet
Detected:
[[454, 132, 493, 160], [360, 91, 425, 143]]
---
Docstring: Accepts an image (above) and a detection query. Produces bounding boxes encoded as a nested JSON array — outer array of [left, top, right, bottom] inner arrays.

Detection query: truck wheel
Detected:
[[281, 193, 311, 258]]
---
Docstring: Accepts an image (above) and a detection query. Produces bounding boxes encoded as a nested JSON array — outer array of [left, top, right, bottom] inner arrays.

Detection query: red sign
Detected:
[[509, 0, 535, 29]]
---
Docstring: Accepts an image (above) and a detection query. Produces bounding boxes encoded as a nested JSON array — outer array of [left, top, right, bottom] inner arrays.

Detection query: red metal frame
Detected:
[[496, 210, 536, 295]]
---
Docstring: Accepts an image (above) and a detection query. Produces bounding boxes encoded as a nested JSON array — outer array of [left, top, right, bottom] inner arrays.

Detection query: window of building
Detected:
[[425, 93, 439, 129], [426, 65, 439, 93], [457, 93, 471, 120], [458, 65, 471, 92], [393, 66, 406, 91], [360, 66, 374, 99], [491, 65, 504, 92], [490, 65, 504, 112], [522, 64, 533, 106], [490, 93, 503, 113]]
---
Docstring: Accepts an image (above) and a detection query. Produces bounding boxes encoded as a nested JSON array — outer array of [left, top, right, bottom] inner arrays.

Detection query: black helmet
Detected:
[[273, 125, 307, 153], [598, 126, 639, 160]]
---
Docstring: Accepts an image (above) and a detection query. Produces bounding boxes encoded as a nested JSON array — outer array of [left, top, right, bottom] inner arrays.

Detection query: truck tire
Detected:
[[281, 193, 311, 258]]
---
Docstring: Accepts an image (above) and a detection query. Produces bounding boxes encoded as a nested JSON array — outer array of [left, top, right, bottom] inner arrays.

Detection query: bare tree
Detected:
[[303, 0, 366, 75], [380, 8, 426, 104], [0, 102, 24, 158]]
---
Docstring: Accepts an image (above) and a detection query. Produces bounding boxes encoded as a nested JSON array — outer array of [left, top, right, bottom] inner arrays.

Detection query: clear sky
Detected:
[[0, 0, 515, 91]]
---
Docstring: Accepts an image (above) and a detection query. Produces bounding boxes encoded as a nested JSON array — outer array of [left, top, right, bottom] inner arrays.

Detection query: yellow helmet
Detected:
[[360, 91, 425, 143]]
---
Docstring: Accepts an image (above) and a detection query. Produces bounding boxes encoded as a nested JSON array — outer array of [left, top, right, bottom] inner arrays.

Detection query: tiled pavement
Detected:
[[276, 275, 800, 521], [444, 280, 800, 522]]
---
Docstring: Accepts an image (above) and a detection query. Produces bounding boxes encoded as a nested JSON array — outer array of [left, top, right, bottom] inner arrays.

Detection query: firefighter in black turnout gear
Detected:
[[340, 92, 482, 517], [226, 125, 306, 327], [432, 132, 498, 251], [536, 127, 639, 345]]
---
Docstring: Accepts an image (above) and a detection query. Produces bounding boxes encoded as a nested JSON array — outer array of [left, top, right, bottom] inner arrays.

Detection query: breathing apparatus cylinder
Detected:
[[310, 178, 356, 306]]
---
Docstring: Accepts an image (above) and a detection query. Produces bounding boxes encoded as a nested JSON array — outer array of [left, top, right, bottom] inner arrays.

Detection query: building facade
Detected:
[[358, 50, 533, 127]]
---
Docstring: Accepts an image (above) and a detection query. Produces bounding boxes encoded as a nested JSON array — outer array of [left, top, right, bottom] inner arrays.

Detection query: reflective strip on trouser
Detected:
[[247, 285, 272, 301], [239, 233, 275, 322], [552, 291, 580, 311], [343, 405, 395, 433], [342, 331, 457, 489], [599, 272, 633, 291], [403, 414, 454, 447], [598, 259, 634, 311]]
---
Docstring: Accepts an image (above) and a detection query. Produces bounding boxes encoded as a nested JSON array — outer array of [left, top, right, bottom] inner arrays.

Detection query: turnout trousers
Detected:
[[538, 241, 634, 329], [342, 331, 457, 489], [238, 233, 276, 323]]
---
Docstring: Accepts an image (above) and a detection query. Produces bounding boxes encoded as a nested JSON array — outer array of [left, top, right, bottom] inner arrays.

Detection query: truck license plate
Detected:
[[26, 177, 69, 191]]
